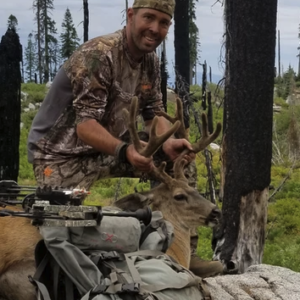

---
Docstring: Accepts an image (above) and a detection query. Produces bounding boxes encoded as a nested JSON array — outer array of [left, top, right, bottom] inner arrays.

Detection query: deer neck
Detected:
[[165, 217, 191, 269]]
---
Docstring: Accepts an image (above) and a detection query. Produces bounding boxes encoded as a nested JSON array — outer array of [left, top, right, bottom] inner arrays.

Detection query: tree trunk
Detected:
[[174, 0, 190, 129], [83, 0, 89, 42], [0, 29, 22, 181], [44, 5, 49, 83], [213, 0, 277, 274], [37, 1, 42, 84], [161, 40, 167, 113]]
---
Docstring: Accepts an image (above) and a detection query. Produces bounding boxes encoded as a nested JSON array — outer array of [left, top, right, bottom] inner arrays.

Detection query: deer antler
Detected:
[[190, 113, 222, 154], [122, 97, 181, 185], [156, 96, 222, 181], [155, 97, 187, 139]]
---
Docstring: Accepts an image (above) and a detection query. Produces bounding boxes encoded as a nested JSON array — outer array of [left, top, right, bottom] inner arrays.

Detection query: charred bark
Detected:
[[174, 0, 190, 129], [213, 0, 277, 273], [83, 0, 89, 42], [0, 29, 22, 181]]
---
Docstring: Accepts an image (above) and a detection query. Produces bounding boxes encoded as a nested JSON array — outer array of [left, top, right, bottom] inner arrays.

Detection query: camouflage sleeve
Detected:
[[141, 54, 164, 121], [64, 49, 113, 125]]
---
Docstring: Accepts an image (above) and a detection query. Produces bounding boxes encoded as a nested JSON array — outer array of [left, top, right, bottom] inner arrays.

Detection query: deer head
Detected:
[[114, 97, 222, 268]]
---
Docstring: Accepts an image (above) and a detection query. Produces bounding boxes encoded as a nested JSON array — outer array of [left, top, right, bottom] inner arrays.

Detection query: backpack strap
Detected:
[[28, 276, 52, 300]]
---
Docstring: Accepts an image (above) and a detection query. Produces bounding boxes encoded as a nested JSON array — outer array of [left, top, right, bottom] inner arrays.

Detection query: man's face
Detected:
[[127, 8, 172, 56]]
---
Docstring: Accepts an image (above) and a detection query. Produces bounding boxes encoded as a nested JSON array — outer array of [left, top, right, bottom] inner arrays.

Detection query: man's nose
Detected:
[[149, 21, 159, 34]]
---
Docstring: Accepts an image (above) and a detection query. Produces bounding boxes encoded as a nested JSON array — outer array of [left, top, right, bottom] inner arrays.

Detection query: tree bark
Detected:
[[174, 0, 190, 129], [0, 29, 22, 181], [83, 0, 89, 42], [37, 0, 42, 84], [213, 0, 278, 274]]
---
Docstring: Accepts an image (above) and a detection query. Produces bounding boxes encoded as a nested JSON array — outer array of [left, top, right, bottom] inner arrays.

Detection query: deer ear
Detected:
[[114, 192, 154, 211]]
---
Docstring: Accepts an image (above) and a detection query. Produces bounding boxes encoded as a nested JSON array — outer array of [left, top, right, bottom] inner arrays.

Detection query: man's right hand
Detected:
[[126, 144, 153, 173]]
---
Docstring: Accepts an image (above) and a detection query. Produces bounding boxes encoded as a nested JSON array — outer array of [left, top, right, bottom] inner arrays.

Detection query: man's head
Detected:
[[126, 0, 175, 60]]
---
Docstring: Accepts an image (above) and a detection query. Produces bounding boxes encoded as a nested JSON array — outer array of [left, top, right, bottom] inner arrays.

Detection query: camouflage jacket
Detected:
[[28, 28, 163, 163]]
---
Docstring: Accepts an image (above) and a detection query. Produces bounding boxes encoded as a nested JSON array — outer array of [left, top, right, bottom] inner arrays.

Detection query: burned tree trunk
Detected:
[[174, 0, 190, 130], [213, 0, 277, 273], [0, 29, 22, 181], [83, 0, 89, 42]]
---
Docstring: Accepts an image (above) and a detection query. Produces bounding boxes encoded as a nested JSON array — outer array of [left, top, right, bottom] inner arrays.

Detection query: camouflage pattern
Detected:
[[33, 152, 136, 190], [34, 131, 198, 191], [133, 0, 175, 18], [33, 28, 163, 164]]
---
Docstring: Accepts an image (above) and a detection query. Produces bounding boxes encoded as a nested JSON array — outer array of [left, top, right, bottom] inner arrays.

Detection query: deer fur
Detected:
[[0, 97, 223, 299], [0, 206, 41, 300]]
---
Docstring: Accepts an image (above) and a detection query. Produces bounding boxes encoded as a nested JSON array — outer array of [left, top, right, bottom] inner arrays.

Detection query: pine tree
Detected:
[[24, 33, 37, 82], [60, 8, 80, 60], [7, 14, 18, 32], [33, 0, 58, 83]]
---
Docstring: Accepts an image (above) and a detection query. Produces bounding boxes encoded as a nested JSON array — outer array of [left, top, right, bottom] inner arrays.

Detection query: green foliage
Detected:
[[24, 33, 37, 82], [274, 96, 288, 108], [263, 238, 300, 272], [21, 83, 46, 106], [196, 227, 214, 260], [60, 8, 80, 60], [19, 128, 35, 181], [275, 66, 296, 99], [264, 198, 300, 271]]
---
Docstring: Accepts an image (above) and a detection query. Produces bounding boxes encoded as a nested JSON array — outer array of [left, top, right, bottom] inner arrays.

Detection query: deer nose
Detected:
[[211, 207, 222, 219], [206, 207, 222, 226]]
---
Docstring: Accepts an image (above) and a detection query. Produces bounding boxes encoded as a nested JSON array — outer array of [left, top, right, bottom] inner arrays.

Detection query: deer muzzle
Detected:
[[206, 207, 222, 227]]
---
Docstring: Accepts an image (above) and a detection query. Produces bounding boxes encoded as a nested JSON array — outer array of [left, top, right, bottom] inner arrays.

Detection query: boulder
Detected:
[[205, 264, 300, 300]]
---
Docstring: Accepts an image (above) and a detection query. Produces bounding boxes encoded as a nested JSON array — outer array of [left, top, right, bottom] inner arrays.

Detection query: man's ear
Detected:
[[127, 8, 135, 23], [113, 192, 154, 211]]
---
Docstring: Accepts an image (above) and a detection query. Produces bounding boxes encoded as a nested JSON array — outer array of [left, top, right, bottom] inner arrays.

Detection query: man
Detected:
[[27, 0, 194, 190]]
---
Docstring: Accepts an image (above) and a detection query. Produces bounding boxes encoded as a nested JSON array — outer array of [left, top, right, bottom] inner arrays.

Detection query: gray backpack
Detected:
[[32, 207, 208, 300]]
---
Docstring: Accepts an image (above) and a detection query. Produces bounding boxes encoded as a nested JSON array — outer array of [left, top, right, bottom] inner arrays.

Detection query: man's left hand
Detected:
[[162, 138, 196, 162]]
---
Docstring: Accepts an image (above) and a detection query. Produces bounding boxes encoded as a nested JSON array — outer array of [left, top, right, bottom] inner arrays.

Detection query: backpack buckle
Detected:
[[101, 251, 123, 260], [121, 283, 140, 293]]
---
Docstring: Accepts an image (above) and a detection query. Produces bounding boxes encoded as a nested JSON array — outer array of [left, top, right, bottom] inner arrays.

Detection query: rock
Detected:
[[209, 143, 220, 151], [273, 105, 282, 112], [21, 91, 28, 101], [205, 264, 300, 300], [46, 81, 52, 89], [28, 103, 35, 110]]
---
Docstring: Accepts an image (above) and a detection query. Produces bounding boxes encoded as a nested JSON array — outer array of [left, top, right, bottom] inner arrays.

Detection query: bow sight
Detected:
[[0, 180, 152, 227]]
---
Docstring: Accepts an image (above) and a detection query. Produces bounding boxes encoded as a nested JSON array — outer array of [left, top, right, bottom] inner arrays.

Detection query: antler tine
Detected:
[[174, 158, 189, 182], [123, 96, 181, 158], [156, 98, 187, 139], [191, 113, 222, 153], [123, 97, 144, 153], [143, 116, 180, 157], [150, 161, 174, 186]]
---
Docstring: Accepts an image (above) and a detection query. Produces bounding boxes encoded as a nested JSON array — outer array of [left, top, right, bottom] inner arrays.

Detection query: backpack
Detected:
[[30, 207, 210, 300]]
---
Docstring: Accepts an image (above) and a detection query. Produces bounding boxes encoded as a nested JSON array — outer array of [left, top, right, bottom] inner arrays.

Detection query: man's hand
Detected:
[[162, 138, 196, 162], [126, 143, 153, 172]]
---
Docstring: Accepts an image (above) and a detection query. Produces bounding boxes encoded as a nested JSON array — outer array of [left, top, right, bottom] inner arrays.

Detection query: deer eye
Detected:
[[174, 194, 187, 202]]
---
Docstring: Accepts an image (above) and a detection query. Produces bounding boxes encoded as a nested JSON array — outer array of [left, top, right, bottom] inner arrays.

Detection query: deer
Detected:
[[0, 96, 222, 300]]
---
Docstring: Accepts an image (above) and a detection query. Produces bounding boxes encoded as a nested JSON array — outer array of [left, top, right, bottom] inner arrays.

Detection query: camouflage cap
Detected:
[[132, 0, 175, 18]]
